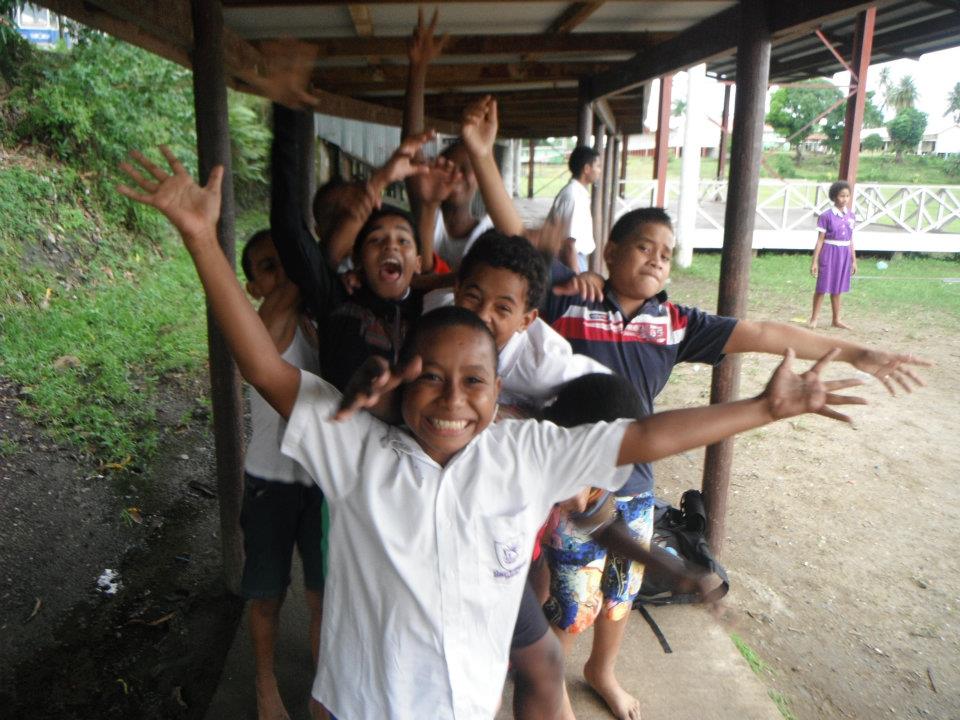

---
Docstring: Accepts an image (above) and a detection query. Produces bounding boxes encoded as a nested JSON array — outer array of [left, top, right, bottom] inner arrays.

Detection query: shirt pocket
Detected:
[[476, 511, 529, 587]]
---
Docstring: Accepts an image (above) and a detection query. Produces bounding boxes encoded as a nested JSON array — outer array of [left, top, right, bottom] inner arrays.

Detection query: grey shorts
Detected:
[[239, 473, 325, 599]]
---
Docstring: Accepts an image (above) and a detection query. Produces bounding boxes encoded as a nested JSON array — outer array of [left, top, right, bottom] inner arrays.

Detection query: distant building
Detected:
[[14, 4, 68, 47], [920, 124, 960, 157]]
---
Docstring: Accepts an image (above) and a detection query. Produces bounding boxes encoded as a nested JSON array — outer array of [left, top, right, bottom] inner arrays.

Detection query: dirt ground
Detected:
[[1, 271, 958, 720], [652, 272, 960, 720], [0, 373, 243, 719]]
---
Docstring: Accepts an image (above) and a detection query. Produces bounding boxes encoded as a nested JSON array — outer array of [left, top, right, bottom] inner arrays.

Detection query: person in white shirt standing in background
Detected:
[[544, 146, 602, 272]]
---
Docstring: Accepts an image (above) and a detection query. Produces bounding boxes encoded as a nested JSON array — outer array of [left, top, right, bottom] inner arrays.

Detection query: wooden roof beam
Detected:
[[587, 0, 889, 100], [287, 32, 670, 58], [546, 2, 605, 34], [313, 60, 613, 94]]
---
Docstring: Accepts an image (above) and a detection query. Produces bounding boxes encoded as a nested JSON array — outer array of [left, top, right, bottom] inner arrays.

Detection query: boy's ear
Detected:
[[603, 241, 617, 267], [519, 307, 538, 333]]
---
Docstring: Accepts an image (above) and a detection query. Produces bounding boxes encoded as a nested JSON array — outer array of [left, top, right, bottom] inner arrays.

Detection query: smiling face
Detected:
[[401, 324, 501, 466], [454, 264, 537, 349], [603, 221, 675, 316], [357, 213, 422, 300]]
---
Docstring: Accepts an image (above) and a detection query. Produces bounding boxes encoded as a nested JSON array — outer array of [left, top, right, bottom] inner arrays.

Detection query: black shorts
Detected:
[[511, 578, 550, 650], [239, 473, 325, 599]]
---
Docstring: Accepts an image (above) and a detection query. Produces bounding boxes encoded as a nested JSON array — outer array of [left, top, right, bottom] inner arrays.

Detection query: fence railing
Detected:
[[616, 179, 960, 252]]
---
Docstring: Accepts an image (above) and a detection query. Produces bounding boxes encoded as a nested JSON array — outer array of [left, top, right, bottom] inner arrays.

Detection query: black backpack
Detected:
[[634, 490, 729, 606]]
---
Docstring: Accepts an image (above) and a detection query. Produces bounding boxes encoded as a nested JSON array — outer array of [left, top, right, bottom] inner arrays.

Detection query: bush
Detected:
[[861, 134, 885, 152]]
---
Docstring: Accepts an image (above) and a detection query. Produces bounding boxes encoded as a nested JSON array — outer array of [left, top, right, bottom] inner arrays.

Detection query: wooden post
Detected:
[[591, 123, 607, 268], [604, 132, 619, 246], [527, 138, 536, 199], [654, 74, 673, 207], [701, 0, 771, 558], [619, 133, 629, 198], [838, 8, 876, 188], [577, 79, 594, 146], [716, 82, 732, 180], [297, 111, 317, 232], [190, 0, 244, 593]]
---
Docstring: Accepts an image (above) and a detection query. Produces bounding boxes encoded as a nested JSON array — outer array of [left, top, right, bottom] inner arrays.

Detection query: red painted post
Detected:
[[838, 8, 876, 189], [654, 75, 673, 207]]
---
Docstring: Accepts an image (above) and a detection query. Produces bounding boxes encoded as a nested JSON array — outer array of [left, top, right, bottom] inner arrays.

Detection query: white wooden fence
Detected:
[[618, 179, 960, 253]]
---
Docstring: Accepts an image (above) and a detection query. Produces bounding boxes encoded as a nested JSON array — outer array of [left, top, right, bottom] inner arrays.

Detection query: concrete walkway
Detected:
[[204, 579, 781, 720]]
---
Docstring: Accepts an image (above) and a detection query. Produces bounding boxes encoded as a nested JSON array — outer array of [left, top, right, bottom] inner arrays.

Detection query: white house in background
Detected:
[[920, 124, 960, 156], [628, 116, 722, 158]]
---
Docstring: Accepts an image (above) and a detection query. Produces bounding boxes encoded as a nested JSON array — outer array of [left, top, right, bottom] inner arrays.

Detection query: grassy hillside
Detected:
[[0, 30, 269, 462]]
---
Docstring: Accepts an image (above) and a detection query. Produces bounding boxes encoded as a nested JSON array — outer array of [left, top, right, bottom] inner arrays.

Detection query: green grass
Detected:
[[731, 632, 769, 676], [768, 690, 799, 720], [672, 252, 960, 326], [1, 231, 208, 461], [731, 633, 798, 720]]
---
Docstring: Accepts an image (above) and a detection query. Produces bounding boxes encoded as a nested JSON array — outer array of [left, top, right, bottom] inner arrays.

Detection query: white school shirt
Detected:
[[418, 292, 611, 409], [281, 371, 633, 720], [546, 179, 595, 256], [243, 323, 319, 484], [434, 208, 495, 271]]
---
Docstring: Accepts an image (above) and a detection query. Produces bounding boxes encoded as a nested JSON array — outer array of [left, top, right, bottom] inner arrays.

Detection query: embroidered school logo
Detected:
[[494, 539, 525, 578]]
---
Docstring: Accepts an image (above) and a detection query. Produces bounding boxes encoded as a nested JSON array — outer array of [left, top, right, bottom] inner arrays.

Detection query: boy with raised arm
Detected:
[[118, 147, 866, 720]]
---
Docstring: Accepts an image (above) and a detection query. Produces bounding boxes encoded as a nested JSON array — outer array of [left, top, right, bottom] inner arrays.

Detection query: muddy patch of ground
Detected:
[[0, 374, 243, 719]]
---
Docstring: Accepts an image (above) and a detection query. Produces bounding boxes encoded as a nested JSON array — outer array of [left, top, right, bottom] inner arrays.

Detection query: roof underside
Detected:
[[40, 1, 960, 138]]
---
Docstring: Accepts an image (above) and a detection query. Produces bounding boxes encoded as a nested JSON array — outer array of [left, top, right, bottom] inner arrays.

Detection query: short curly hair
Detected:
[[398, 305, 498, 372], [828, 180, 851, 202], [457, 230, 548, 311]]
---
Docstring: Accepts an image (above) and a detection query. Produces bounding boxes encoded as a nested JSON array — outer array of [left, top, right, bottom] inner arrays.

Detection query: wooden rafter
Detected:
[[281, 32, 670, 58], [311, 60, 613, 94], [347, 4, 374, 37], [546, 2, 605, 34], [586, 0, 886, 100]]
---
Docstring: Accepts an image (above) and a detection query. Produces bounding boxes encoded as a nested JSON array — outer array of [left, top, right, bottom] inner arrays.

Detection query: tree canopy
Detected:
[[887, 107, 927, 159], [946, 82, 960, 125]]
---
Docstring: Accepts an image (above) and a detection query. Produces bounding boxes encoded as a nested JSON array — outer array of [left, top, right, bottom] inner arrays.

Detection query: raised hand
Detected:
[[407, 156, 461, 206], [851, 348, 931, 395], [375, 130, 437, 186], [245, 38, 319, 111], [408, 7, 447, 67], [117, 146, 222, 242], [552, 270, 605, 302], [761, 348, 867, 424], [334, 355, 422, 422], [461, 95, 498, 159]]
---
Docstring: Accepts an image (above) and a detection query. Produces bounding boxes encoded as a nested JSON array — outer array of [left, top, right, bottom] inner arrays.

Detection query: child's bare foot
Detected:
[[583, 661, 641, 720], [832, 320, 852, 330], [256, 675, 291, 720], [807, 319, 818, 329]]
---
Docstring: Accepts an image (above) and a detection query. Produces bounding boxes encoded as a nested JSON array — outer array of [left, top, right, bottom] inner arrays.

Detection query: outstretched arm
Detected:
[[722, 319, 931, 394], [460, 95, 524, 236], [118, 147, 301, 418], [617, 349, 865, 466]]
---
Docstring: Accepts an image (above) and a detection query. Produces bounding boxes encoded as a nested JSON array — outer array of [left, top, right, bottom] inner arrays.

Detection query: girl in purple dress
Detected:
[[809, 180, 858, 329]]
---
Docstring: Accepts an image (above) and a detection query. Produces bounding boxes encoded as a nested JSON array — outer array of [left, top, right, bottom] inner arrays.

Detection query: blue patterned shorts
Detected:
[[543, 491, 654, 632]]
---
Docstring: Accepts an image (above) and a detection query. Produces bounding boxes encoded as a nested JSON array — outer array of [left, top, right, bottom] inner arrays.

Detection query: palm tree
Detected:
[[886, 75, 919, 112], [946, 82, 960, 125], [877, 67, 893, 110]]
